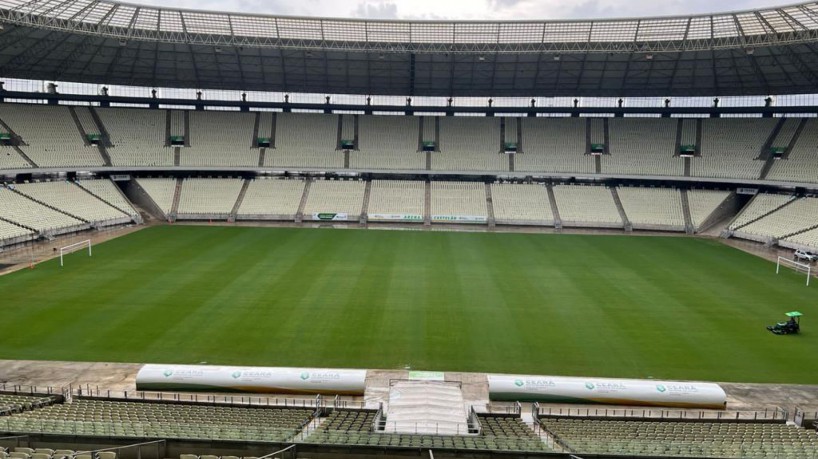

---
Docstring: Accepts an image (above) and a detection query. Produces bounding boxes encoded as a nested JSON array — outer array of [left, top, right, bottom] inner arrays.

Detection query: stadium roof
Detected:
[[2, 0, 818, 97]]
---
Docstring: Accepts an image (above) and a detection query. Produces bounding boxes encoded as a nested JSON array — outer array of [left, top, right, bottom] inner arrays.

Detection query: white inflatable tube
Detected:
[[489, 374, 727, 409], [136, 364, 366, 395]]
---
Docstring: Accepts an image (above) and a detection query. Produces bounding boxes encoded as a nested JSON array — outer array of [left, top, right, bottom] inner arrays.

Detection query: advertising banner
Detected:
[[368, 213, 423, 222], [489, 374, 726, 409], [136, 364, 367, 395], [431, 215, 488, 223], [312, 213, 350, 221]]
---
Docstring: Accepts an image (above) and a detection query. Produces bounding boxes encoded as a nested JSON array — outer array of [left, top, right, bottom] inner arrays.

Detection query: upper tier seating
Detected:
[[517, 118, 595, 174], [302, 180, 366, 220], [265, 113, 343, 169], [540, 416, 818, 458], [430, 182, 487, 222], [14, 181, 132, 227], [0, 146, 32, 169], [367, 180, 425, 221], [0, 104, 104, 167], [183, 111, 258, 166], [98, 108, 173, 166], [353, 116, 425, 170], [432, 117, 507, 172], [687, 189, 731, 230], [552, 185, 622, 228], [783, 226, 818, 250], [617, 187, 685, 230], [3, 398, 313, 442], [0, 186, 86, 234], [692, 118, 776, 180], [605, 119, 683, 176], [767, 119, 818, 183], [236, 178, 305, 220], [490, 183, 554, 225], [135, 178, 177, 216], [177, 178, 243, 218]]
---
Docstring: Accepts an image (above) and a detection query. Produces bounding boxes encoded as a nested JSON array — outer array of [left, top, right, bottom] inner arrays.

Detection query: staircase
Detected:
[[173, 147, 181, 166], [673, 119, 684, 157], [545, 183, 562, 229], [360, 180, 372, 224], [485, 183, 496, 228], [257, 148, 266, 167], [251, 112, 260, 148], [183, 111, 191, 147], [424, 181, 432, 226], [68, 107, 109, 166], [88, 107, 114, 165], [595, 155, 602, 174], [11, 145, 37, 167], [169, 178, 183, 222], [228, 180, 250, 223], [684, 157, 691, 176], [508, 153, 514, 172], [780, 222, 818, 242], [164, 110, 172, 147], [0, 215, 36, 234], [295, 180, 311, 223], [680, 189, 694, 234], [0, 115, 37, 167], [610, 187, 632, 231]]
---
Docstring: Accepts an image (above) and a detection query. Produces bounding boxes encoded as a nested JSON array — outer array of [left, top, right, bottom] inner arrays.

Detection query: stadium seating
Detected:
[[734, 197, 818, 242], [729, 193, 796, 230], [13, 181, 132, 227], [490, 183, 554, 225], [516, 118, 594, 174], [687, 189, 731, 231], [353, 116, 425, 170], [302, 179, 366, 221], [236, 178, 305, 220], [0, 394, 57, 415], [367, 180, 425, 222], [303, 410, 549, 452], [692, 119, 776, 180], [0, 186, 86, 235], [75, 180, 140, 220], [540, 416, 818, 458], [552, 185, 622, 228], [135, 178, 177, 216], [265, 113, 342, 168], [0, 219, 35, 246], [98, 108, 173, 166], [182, 111, 258, 166], [767, 119, 818, 183], [3, 398, 313, 442], [783, 226, 818, 250], [0, 146, 31, 169], [0, 104, 104, 167], [430, 182, 487, 223], [605, 119, 683, 176], [432, 117, 507, 172], [1, 447, 115, 459], [617, 187, 685, 230], [177, 178, 244, 219]]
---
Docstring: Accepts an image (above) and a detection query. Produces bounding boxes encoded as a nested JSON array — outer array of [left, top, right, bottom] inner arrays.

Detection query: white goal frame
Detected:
[[776, 256, 811, 286], [60, 239, 92, 267]]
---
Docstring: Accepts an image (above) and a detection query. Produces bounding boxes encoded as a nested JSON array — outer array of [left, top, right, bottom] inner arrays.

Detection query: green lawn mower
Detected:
[[767, 312, 802, 335]]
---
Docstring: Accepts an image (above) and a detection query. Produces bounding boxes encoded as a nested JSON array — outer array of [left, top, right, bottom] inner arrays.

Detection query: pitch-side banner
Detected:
[[136, 364, 366, 395], [431, 215, 488, 223], [312, 212, 350, 221], [488, 374, 726, 409], [368, 213, 423, 222]]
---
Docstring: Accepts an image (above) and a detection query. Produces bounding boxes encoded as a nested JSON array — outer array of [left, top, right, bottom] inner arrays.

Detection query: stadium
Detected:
[[0, 0, 817, 457]]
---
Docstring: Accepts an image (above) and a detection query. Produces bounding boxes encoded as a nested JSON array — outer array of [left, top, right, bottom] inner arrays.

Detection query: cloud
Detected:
[[140, 0, 793, 20], [353, 1, 399, 19]]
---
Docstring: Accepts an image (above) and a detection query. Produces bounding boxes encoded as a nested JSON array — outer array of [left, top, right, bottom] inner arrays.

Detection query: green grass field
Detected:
[[1, 226, 816, 384]]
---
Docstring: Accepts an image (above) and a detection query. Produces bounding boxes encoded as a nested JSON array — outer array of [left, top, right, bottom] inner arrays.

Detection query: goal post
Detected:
[[776, 256, 811, 286], [60, 239, 92, 267]]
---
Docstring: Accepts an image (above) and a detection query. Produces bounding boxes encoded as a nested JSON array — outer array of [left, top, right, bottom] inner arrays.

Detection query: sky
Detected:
[[129, 0, 795, 20]]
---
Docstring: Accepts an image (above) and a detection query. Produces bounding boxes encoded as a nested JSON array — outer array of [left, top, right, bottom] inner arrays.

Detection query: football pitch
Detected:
[[1, 225, 816, 384]]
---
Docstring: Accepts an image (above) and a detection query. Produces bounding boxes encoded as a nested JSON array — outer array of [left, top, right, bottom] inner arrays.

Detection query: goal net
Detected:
[[60, 239, 92, 267], [776, 256, 811, 286]]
